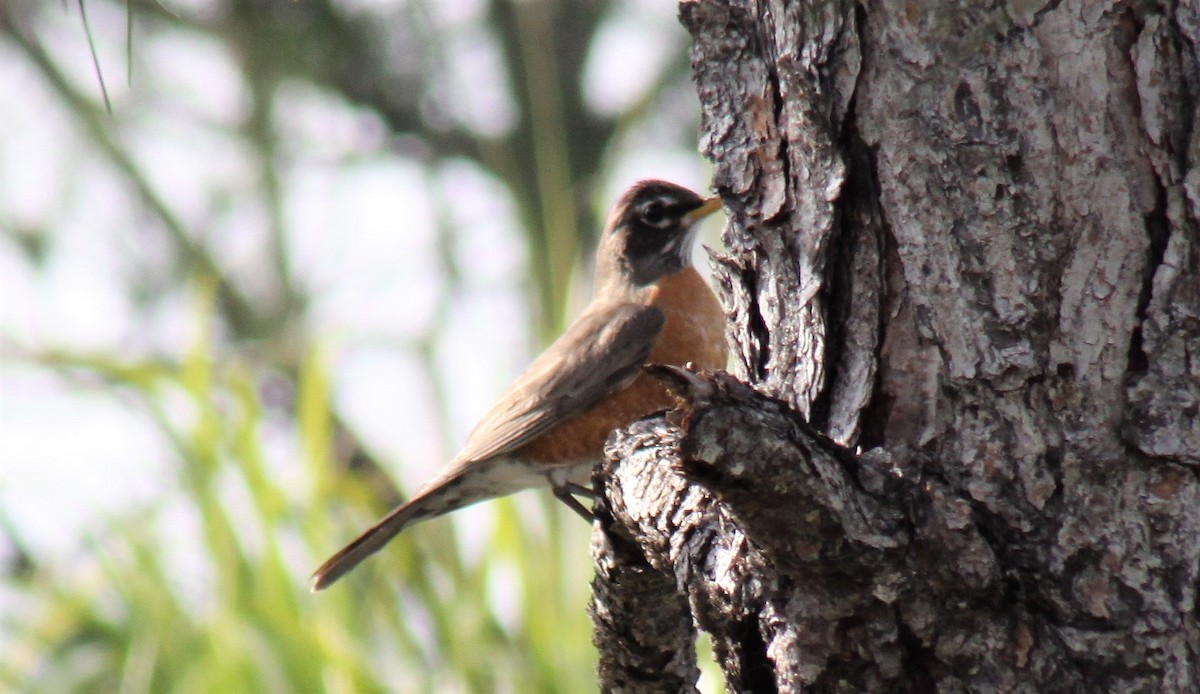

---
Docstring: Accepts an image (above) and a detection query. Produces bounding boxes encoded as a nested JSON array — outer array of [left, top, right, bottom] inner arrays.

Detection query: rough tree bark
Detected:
[[590, 1, 1200, 692]]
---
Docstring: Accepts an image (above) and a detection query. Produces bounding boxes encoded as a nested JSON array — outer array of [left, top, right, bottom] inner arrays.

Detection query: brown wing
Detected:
[[450, 300, 664, 465]]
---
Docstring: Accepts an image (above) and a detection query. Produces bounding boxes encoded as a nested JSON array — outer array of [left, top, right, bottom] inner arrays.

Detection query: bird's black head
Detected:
[[597, 180, 722, 289]]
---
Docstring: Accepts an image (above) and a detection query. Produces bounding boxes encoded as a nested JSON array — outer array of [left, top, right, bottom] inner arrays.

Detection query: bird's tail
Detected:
[[310, 457, 532, 591], [310, 497, 427, 591]]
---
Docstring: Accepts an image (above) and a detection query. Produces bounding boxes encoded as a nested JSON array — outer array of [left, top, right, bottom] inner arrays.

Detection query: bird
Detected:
[[311, 180, 727, 590]]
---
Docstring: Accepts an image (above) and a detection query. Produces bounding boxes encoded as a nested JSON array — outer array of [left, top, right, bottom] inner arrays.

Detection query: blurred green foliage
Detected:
[[0, 0, 706, 691], [2, 281, 596, 692]]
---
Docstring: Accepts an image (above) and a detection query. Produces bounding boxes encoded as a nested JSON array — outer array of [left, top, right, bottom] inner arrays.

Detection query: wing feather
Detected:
[[452, 300, 663, 464]]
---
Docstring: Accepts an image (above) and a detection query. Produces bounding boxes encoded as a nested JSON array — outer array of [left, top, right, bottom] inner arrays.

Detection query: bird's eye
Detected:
[[639, 200, 669, 228]]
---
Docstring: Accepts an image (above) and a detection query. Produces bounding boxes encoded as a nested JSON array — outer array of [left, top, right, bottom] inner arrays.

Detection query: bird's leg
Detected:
[[561, 482, 595, 498], [551, 482, 596, 521]]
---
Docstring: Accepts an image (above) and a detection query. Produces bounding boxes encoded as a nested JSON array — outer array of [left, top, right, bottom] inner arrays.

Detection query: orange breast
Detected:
[[520, 268, 727, 465], [644, 268, 728, 371]]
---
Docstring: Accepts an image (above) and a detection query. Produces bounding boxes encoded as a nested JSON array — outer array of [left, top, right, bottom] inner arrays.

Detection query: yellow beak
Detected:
[[682, 196, 723, 225]]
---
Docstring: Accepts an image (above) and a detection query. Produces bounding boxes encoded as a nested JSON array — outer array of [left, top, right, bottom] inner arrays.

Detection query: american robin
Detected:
[[311, 180, 727, 590]]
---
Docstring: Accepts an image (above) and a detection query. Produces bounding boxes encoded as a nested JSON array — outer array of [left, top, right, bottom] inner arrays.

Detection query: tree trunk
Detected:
[[590, 0, 1200, 691]]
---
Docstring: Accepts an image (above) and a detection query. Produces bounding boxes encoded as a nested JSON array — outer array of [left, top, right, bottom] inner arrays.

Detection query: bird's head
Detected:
[[595, 180, 723, 293]]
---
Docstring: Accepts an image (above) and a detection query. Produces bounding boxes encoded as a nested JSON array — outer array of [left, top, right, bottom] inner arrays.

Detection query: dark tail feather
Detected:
[[311, 460, 517, 590], [310, 501, 423, 591]]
